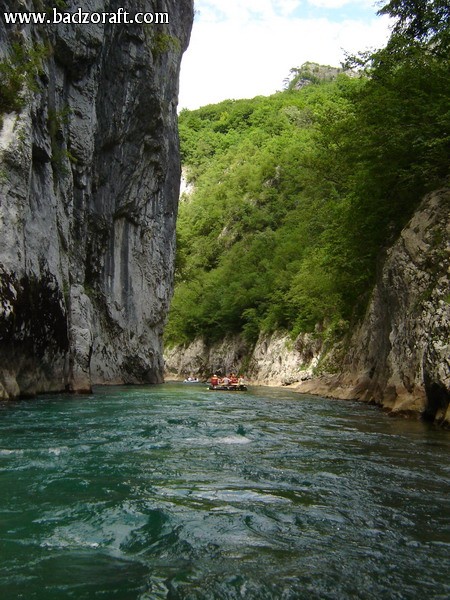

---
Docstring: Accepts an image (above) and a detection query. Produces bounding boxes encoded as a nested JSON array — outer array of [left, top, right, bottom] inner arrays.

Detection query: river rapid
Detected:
[[0, 383, 449, 599]]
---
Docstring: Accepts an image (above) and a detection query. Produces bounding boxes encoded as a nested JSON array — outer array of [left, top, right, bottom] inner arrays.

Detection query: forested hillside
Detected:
[[166, 0, 449, 349]]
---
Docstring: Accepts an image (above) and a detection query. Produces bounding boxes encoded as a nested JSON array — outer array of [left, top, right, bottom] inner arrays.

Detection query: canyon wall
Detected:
[[0, 0, 193, 398], [330, 188, 449, 423], [165, 188, 450, 425]]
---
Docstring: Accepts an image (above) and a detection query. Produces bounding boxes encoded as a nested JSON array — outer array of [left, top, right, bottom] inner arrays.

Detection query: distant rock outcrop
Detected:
[[285, 61, 356, 90], [0, 0, 193, 398]]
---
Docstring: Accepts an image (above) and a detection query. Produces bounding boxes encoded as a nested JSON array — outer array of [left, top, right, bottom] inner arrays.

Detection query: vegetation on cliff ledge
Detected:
[[166, 0, 450, 347]]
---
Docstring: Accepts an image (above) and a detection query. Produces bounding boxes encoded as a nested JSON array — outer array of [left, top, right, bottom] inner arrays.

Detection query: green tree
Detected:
[[166, 8, 449, 348]]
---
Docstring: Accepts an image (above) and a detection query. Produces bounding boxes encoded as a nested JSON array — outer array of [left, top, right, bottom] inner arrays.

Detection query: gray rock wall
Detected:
[[289, 188, 450, 425], [338, 188, 450, 422], [0, 0, 193, 398], [164, 330, 325, 386]]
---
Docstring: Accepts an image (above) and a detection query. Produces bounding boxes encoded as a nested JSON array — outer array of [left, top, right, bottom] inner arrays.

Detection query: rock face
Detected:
[[165, 335, 252, 381], [0, 0, 193, 398], [287, 61, 357, 90], [165, 189, 450, 425], [333, 188, 450, 422], [293, 188, 450, 425], [164, 331, 324, 386]]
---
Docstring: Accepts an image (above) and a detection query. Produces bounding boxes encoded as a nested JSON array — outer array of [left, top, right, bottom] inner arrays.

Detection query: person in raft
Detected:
[[210, 374, 219, 388], [229, 373, 238, 386]]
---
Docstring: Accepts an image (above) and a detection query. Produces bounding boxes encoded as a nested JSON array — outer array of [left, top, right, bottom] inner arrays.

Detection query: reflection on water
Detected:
[[0, 384, 449, 599]]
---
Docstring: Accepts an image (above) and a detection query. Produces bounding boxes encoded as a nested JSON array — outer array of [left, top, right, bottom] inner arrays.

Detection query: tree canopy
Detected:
[[165, 1, 449, 347]]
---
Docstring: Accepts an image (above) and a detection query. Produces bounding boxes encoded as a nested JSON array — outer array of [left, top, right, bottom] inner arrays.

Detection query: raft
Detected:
[[207, 385, 248, 392]]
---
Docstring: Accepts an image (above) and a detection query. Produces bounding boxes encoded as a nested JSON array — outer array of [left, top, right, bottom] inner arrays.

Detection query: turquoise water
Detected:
[[0, 383, 449, 599]]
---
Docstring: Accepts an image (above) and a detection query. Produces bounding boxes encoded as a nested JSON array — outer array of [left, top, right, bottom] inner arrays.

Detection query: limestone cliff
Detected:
[[165, 188, 450, 426], [0, 0, 193, 398], [327, 188, 450, 423], [164, 331, 323, 386]]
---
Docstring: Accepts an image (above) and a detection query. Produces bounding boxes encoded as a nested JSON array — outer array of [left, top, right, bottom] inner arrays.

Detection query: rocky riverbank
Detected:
[[165, 188, 450, 426]]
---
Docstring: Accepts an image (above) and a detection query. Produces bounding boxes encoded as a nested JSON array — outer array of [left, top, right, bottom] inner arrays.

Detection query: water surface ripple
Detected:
[[0, 384, 449, 599]]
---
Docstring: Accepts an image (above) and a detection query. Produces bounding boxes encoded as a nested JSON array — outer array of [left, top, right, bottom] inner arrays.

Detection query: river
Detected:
[[0, 383, 449, 599]]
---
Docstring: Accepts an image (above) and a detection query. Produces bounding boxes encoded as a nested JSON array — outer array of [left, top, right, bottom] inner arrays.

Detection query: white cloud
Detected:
[[274, 0, 302, 17], [179, 2, 391, 110], [307, 0, 353, 8], [196, 0, 277, 22], [307, 0, 378, 8]]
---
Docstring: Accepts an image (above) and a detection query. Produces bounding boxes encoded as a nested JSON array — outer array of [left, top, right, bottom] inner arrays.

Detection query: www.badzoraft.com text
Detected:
[[2, 8, 169, 25]]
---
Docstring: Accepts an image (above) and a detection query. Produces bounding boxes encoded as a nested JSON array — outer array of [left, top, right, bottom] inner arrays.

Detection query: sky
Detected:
[[178, 0, 392, 110]]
